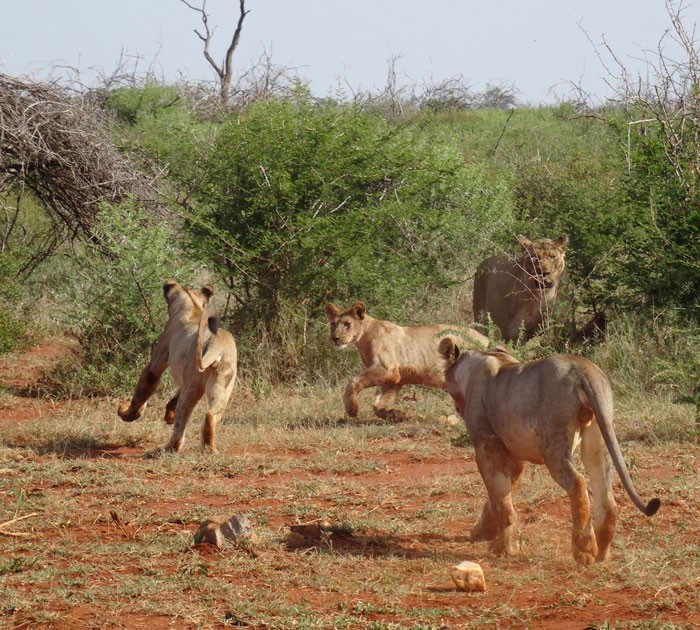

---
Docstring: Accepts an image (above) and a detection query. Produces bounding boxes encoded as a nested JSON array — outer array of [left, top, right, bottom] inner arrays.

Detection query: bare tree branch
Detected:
[[180, 0, 250, 107], [0, 72, 153, 246]]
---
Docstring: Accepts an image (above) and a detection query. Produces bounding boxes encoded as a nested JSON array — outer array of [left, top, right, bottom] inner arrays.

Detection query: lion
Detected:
[[439, 338, 660, 565], [117, 279, 237, 454], [325, 302, 488, 422], [473, 235, 569, 343]]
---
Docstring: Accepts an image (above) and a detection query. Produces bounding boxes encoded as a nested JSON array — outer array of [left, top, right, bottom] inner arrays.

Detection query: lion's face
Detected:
[[517, 235, 568, 290], [163, 279, 214, 319], [325, 302, 368, 349]]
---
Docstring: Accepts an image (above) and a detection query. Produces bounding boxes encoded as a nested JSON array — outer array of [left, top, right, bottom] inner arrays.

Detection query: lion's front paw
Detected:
[[118, 402, 143, 422], [573, 548, 596, 566]]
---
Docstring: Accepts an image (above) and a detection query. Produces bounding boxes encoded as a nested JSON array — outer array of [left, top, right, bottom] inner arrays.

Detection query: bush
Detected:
[[185, 98, 511, 339], [589, 311, 700, 439], [618, 119, 700, 318], [51, 200, 200, 395], [0, 253, 26, 353]]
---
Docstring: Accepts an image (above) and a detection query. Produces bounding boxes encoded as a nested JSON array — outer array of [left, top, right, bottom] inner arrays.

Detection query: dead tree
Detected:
[[0, 73, 152, 265], [180, 0, 250, 108]]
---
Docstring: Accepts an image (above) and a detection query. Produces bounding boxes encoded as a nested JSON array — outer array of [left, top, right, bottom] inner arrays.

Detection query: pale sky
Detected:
[[1, 1, 696, 105]]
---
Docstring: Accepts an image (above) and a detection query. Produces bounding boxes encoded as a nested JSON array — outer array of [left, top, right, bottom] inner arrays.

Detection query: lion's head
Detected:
[[517, 235, 568, 290], [439, 338, 516, 416], [325, 302, 368, 349], [163, 279, 214, 319]]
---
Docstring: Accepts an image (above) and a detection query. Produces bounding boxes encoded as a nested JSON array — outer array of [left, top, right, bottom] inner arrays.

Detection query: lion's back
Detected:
[[377, 324, 485, 387], [167, 326, 199, 387]]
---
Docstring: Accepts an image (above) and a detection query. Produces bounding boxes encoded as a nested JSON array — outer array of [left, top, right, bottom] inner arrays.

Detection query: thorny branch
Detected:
[[0, 72, 152, 245]]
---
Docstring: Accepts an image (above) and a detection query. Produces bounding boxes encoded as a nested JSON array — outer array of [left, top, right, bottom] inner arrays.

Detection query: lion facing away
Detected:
[[325, 302, 488, 422], [118, 279, 237, 453], [473, 235, 568, 343], [439, 339, 660, 565]]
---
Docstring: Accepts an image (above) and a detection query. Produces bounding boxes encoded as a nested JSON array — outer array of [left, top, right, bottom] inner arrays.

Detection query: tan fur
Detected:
[[439, 339, 660, 565], [117, 279, 237, 453], [473, 235, 569, 343], [325, 302, 488, 422]]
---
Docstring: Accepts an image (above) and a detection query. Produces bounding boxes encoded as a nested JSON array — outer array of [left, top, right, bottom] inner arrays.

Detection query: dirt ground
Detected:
[[1, 340, 699, 629]]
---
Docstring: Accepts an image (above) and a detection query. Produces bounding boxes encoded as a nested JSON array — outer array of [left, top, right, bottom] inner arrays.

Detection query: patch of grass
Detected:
[[0, 380, 698, 628]]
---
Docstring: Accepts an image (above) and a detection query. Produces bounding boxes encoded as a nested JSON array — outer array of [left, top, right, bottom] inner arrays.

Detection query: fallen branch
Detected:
[[0, 512, 39, 537]]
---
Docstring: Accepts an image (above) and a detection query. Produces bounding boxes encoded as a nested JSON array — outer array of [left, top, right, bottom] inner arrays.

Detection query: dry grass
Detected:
[[1, 384, 699, 629]]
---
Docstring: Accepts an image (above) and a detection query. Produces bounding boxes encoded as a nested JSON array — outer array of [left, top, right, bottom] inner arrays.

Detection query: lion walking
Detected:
[[326, 302, 488, 421], [440, 339, 660, 565], [118, 280, 237, 453], [473, 235, 568, 343]]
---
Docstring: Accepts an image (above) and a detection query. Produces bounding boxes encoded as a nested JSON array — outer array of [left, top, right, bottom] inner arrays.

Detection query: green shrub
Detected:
[[185, 98, 511, 337], [618, 118, 700, 319], [51, 200, 199, 396], [591, 312, 700, 405], [106, 83, 184, 126], [0, 253, 27, 354]]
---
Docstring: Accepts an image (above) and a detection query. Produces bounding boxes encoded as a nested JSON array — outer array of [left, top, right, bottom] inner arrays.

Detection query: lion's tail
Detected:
[[195, 309, 222, 373], [581, 373, 661, 517]]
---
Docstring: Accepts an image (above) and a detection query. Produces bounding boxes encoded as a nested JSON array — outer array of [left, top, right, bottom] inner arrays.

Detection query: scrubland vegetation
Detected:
[[1, 74, 698, 412], [1, 5, 699, 628]]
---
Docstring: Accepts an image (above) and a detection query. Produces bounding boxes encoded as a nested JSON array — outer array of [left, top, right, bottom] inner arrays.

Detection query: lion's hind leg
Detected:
[[470, 500, 498, 542], [544, 449, 597, 565], [580, 424, 617, 562], [164, 384, 205, 452], [201, 363, 237, 454], [473, 436, 524, 556]]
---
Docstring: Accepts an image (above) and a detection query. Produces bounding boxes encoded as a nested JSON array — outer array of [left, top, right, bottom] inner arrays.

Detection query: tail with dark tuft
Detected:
[[208, 315, 220, 335], [645, 497, 661, 517]]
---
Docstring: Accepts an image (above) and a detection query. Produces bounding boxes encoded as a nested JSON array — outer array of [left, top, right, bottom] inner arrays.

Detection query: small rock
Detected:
[[283, 531, 307, 549], [219, 514, 252, 540], [194, 514, 252, 548], [439, 414, 462, 427], [451, 560, 486, 592]]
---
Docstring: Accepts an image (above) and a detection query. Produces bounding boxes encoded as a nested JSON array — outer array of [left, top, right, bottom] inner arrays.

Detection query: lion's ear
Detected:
[[201, 285, 215, 303], [325, 303, 339, 320], [163, 279, 179, 299], [439, 338, 459, 364], [555, 235, 569, 250], [351, 302, 366, 320]]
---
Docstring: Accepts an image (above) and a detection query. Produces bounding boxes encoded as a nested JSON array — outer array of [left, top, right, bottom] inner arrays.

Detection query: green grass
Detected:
[[0, 373, 698, 629], [1, 315, 699, 628]]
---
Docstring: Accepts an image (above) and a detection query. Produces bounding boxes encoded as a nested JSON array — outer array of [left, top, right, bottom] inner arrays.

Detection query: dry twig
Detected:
[[0, 512, 39, 537], [0, 72, 152, 241]]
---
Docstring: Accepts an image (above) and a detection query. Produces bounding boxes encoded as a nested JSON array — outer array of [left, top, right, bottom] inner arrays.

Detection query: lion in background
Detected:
[[439, 339, 660, 565], [473, 235, 569, 343], [118, 279, 237, 453], [325, 302, 488, 422]]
